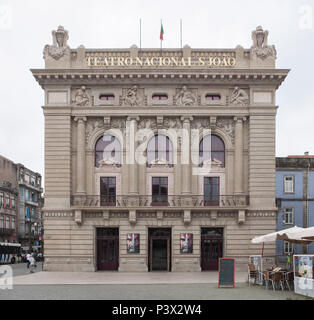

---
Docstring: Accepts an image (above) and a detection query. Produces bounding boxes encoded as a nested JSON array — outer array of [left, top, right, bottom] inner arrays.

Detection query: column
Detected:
[[234, 117, 245, 195], [181, 116, 193, 195], [74, 117, 87, 194], [127, 116, 139, 194]]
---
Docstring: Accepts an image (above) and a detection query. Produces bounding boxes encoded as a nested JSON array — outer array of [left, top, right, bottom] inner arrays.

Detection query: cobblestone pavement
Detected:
[[0, 283, 309, 300], [0, 263, 310, 300]]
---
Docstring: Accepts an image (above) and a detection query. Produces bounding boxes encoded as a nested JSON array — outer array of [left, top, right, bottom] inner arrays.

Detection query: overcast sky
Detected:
[[0, 0, 313, 178]]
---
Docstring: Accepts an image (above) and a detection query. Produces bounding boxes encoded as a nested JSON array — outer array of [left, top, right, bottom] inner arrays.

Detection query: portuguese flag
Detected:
[[160, 22, 164, 41]]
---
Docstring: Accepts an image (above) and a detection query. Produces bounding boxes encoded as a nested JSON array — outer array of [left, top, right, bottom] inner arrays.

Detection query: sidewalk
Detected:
[[13, 271, 248, 285]]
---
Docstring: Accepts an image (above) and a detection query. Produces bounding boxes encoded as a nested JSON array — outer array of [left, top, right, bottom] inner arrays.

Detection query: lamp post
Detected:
[[27, 218, 37, 253]]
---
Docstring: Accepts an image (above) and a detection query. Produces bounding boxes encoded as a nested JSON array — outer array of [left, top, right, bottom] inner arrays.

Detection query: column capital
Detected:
[[180, 116, 193, 123], [74, 116, 87, 122], [233, 116, 247, 123], [127, 115, 140, 122]]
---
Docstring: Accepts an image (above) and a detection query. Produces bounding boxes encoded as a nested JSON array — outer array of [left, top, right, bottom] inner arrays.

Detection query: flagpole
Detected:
[[140, 18, 142, 53], [160, 19, 162, 55], [180, 18, 182, 50]]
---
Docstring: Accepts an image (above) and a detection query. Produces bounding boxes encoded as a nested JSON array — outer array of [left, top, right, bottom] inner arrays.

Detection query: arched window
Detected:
[[147, 135, 173, 167], [199, 135, 225, 167], [95, 135, 121, 167]]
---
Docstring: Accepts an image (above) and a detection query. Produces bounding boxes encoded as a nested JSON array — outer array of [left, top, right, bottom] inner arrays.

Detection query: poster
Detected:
[[127, 233, 140, 253], [180, 233, 193, 253], [297, 256, 313, 279]]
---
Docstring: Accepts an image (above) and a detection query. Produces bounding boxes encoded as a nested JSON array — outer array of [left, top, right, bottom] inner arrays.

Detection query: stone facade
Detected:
[[32, 26, 289, 272]]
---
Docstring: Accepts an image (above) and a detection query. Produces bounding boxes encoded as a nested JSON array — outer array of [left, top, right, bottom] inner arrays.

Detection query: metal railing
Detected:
[[71, 194, 249, 208]]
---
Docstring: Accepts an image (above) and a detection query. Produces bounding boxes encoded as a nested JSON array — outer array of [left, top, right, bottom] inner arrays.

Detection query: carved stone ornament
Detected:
[[229, 87, 249, 106], [149, 158, 170, 167], [121, 85, 143, 106], [216, 118, 235, 144], [163, 117, 183, 130], [73, 86, 91, 106], [98, 158, 118, 167], [86, 118, 104, 143], [251, 26, 277, 60], [43, 26, 70, 60], [137, 118, 157, 130], [202, 158, 223, 168], [174, 86, 197, 106]]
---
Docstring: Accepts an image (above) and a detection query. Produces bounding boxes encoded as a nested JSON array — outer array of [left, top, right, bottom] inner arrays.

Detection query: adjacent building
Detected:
[[32, 25, 289, 272], [276, 154, 314, 255], [17, 164, 43, 252], [0, 154, 43, 251], [0, 156, 18, 243]]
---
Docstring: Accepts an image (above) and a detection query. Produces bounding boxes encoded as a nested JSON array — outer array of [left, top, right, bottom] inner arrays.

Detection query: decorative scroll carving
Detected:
[[43, 26, 70, 60], [251, 26, 277, 60], [174, 86, 197, 106], [121, 85, 144, 106], [229, 87, 249, 106], [73, 86, 91, 106]]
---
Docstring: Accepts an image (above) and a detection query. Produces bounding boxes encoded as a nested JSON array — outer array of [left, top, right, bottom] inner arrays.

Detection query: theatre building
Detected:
[[32, 26, 289, 272]]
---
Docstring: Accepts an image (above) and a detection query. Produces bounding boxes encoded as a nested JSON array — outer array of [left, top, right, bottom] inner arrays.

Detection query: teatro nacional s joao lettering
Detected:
[[32, 26, 289, 272]]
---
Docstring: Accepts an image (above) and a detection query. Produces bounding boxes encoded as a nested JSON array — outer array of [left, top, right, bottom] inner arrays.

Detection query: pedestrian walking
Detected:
[[29, 254, 36, 273], [26, 252, 31, 269]]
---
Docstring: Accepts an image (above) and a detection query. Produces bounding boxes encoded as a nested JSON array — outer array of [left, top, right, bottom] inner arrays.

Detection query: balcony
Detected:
[[0, 228, 15, 236], [71, 194, 249, 209]]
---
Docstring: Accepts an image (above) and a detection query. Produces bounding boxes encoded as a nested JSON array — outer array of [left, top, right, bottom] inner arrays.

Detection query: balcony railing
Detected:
[[71, 194, 249, 208], [0, 228, 15, 236]]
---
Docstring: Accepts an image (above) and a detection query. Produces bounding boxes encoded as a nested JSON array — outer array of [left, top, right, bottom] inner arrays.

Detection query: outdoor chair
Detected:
[[262, 271, 271, 290], [270, 272, 284, 291], [248, 263, 258, 286], [283, 271, 294, 291]]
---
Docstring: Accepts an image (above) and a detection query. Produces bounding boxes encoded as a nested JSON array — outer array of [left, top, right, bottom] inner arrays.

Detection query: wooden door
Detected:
[[201, 237, 223, 271]]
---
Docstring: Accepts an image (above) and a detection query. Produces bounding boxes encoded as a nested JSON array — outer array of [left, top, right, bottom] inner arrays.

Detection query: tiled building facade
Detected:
[[276, 155, 314, 255], [33, 26, 289, 272]]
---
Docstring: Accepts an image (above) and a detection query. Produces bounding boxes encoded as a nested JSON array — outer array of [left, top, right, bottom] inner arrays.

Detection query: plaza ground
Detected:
[[0, 262, 310, 300]]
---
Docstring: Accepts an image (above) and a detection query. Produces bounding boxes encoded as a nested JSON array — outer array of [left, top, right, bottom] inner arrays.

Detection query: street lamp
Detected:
[[26, 218, 37, 253]]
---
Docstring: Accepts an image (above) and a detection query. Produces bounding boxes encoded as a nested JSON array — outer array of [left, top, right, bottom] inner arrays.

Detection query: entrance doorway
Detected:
[[201, 228, 223, 271], [148, 228, 171, 271], [96, 228, 119, 271]]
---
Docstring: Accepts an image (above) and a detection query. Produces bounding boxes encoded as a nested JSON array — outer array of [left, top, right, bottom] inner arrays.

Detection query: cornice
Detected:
[[31, 68, 289, 88]]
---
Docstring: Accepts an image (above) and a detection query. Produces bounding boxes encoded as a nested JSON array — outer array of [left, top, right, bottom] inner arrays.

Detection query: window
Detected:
[[12, 217, 15, 230], [95, 135, 121, 167], [147, 135, 173, 167], [0, 215, 4, 228], [205, 94, 221, 101], [99, 94, 115, 101], [284, 176, 294, 193], [5, 194, 10, 208], [5, 216, 10, 229], [19, 187, 24, 197], [199, 135, 225, 167], [31, 177, 36, 186], [204, 177, 220, 206], [31, 208, 35, 218], [152, 94, 168, 101], [152, 177, 168, 205], [25, 207, 30, 219], [11, 198, 15, 209], [284, 241, 293, 254], [0, 193, 3, 207], [284, 208, 294, 225], [100, 177, 116, 206]]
